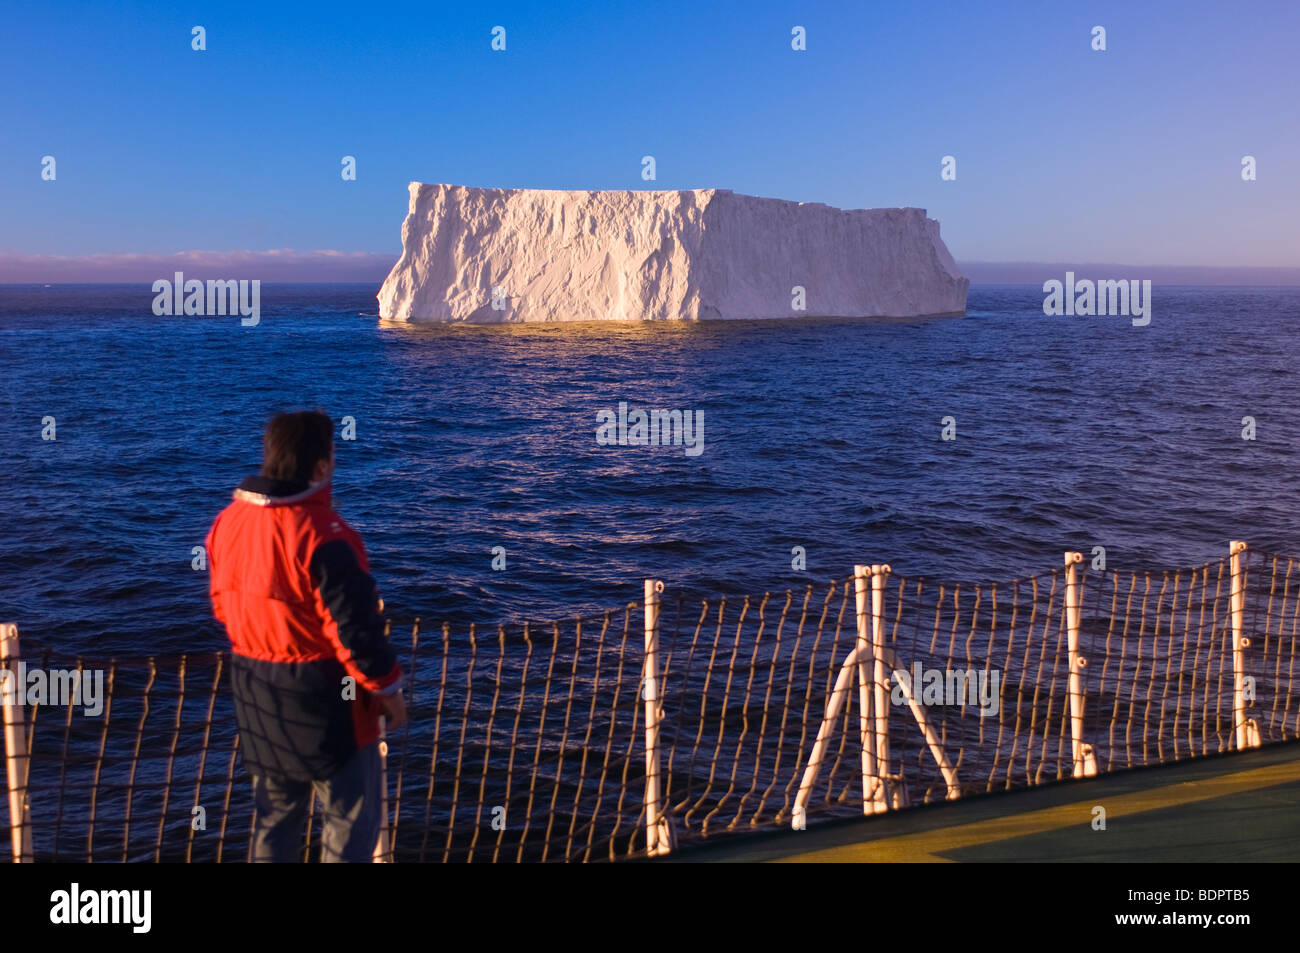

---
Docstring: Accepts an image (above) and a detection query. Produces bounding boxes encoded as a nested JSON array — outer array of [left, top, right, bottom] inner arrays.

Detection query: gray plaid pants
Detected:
[[250, 740, 381, 862]]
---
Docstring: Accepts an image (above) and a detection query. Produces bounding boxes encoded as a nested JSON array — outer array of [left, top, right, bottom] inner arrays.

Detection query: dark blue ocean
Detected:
[[2, 283, 1299, 655]]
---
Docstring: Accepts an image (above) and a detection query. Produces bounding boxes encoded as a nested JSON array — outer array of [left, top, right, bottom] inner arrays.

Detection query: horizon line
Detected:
[[1, 252, 1298, 286]]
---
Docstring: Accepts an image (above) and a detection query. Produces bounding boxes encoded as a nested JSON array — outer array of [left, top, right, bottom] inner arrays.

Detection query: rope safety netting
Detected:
[[3, 549, 1296, 861]]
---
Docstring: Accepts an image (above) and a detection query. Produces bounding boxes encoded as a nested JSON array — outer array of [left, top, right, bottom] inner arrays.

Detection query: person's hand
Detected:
[[378, 688, 407, 730]]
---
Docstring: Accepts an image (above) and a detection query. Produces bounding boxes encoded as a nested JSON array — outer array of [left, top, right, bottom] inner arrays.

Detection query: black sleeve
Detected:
[[309, 538, 398, 684]]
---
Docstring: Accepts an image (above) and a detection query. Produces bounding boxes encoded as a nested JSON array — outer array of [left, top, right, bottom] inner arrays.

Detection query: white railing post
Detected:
[[793, 639, 960, 827], [1064, 552, 1097, 778], [642, 580, 674, 855], [372, 716, 390, 862], [1, 623, 33, 862], [854, 567, 886, 814], [792, 643, 862, 828], [870, 564, 895, 806], [1229, 541, 1261, 750], [890, 658, 961, 800]]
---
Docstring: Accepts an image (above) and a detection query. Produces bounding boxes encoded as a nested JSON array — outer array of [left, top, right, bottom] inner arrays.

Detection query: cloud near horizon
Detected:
[[0, 250, 397, 283]]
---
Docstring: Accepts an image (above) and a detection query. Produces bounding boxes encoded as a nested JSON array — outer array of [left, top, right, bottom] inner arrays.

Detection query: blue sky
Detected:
[[3, 0, 1298, 276]]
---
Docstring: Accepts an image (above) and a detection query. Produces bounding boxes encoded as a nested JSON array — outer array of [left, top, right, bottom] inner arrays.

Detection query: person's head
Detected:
[[261, 410, 335, 486]]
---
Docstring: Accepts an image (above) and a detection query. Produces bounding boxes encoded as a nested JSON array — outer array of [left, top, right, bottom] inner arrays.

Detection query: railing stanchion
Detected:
[[890, 656, 960, 799], [1065, 552, 1097, 778], [1, 623, 33, 863], [871, 564, 896, 806], [854, 567, 886, 813], [642, 580, 673, 855], [1229, 541, 1260, 750], [372, 716, 390, 862]]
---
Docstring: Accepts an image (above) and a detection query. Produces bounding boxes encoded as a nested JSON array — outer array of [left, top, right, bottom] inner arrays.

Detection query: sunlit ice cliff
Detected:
[[377, 184, 969, 323]]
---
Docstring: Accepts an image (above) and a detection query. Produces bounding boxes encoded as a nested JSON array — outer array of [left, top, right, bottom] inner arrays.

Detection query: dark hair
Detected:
[[262, 410, 333, 485]]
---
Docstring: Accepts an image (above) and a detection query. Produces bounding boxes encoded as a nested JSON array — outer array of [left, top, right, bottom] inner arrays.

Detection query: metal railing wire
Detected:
[[3, 544, 1298, 862]]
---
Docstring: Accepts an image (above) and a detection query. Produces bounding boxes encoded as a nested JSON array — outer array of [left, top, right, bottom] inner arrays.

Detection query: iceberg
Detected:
[[377, 184, 968, 323]]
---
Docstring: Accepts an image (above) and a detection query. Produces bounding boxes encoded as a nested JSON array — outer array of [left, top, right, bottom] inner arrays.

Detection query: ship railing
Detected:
[[2, 541, 1294, 862]]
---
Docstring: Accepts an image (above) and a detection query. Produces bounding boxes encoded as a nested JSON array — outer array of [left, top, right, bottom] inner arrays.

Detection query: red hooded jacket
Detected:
[[207, 475, 401, 780]]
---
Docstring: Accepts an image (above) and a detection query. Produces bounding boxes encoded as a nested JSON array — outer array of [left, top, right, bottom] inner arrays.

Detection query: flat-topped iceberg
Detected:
[[377, 184, 968, 323]]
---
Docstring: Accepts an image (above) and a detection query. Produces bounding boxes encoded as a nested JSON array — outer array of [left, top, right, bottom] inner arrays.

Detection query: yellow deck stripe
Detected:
[[772, 758, 1300, 862]]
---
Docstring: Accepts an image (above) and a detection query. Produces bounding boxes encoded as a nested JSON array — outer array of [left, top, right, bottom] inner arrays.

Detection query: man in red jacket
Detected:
[[206, 410, 406, 862]]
